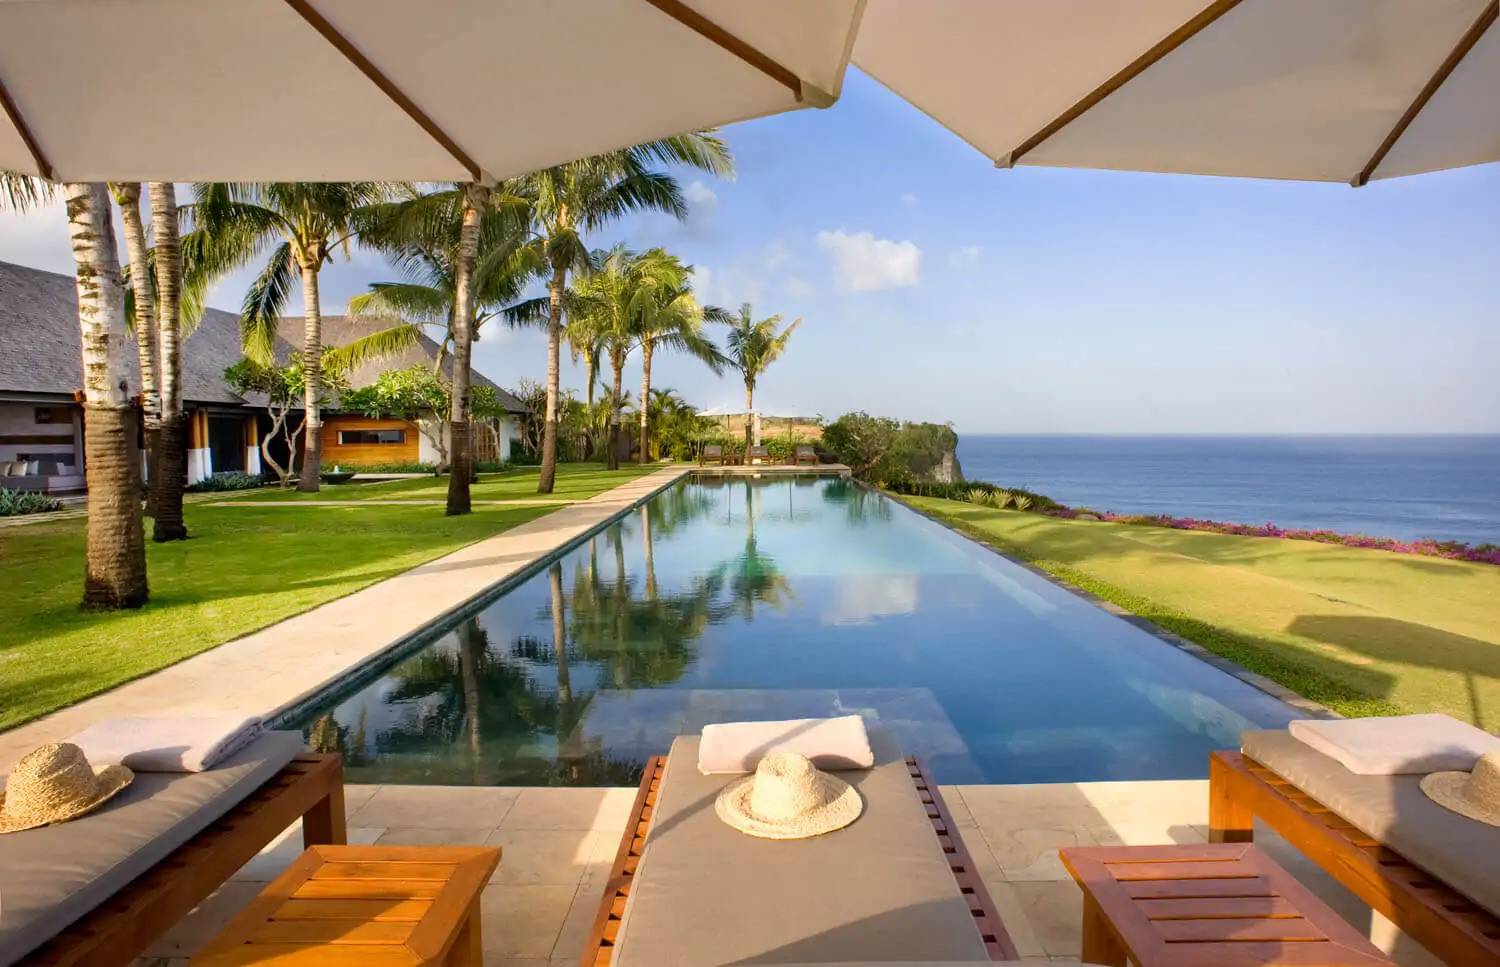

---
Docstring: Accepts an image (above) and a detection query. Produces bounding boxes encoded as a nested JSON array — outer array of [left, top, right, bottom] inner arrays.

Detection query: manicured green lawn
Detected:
[[224, 464, 658, 503], [0, 465, 656, 730], [906, 498, 1500, 725]]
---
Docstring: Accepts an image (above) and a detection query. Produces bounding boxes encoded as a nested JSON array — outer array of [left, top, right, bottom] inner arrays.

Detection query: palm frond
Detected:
[[2, 172, 55, 211], [324, 324, 422, 374], [240, 242, 297, 363], [349, 282, 450, 323]]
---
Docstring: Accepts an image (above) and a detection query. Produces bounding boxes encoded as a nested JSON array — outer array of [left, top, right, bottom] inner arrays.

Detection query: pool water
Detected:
[[291, 476, 1301, 786]]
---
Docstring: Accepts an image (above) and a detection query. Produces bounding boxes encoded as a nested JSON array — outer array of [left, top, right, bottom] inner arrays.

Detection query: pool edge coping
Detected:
[[882, 486, 1341, 722]]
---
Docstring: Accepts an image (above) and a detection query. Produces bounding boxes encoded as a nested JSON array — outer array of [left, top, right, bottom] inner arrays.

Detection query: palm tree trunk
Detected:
[[583, 352, 597, 461], [638, 342, 653, 464], [112, 183, 160, 513], [297, 263, 324, 492], [148, 183, 187, 541], [68, 183, 148, 610], [608, 352, 624, 471], [642, 503, 657, 601], [744, 383, 754, 449], [538, 264, 566, 494], [446, 183, 488, 516]]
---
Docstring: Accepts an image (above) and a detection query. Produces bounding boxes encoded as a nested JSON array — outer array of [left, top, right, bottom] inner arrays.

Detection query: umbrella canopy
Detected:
[[0, 0, 862, 182], [855, 0, 1499, 184]]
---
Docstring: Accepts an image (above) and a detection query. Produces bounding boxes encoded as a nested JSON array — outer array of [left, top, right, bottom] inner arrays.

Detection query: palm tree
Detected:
[[190, 182, 397, 492], [3, 173, 149, 608], [147, 183, 188, 541], [351, 185, 539, 513], [67, 183, 150, 608], [505, 133, 733, 493], [108, 183, 160, 504], [724, 304, 801, 449], [568, 246, 643, 470], [631, 253, 726, 462]]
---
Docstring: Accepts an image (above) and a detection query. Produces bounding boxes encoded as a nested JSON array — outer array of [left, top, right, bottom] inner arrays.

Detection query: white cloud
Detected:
[[762, 240, 791, 273], [815, 230, 922, 293], [684, 180, 718, 208], [949, 245, 981, 269], [900, 193, 919, 209], [785, 277, 817, 298]]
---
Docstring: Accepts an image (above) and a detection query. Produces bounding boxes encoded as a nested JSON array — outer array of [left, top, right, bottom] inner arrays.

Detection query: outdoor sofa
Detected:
[[0, 732, 345, 967], [1211, 729, 1500, 967], [0, 459, 84, 495], [582, 728, 1017, 966]]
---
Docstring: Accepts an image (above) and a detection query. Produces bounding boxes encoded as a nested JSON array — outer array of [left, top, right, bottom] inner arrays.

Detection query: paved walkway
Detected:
[[133, 778, 1434, 967], [0, 466, 690, 767]]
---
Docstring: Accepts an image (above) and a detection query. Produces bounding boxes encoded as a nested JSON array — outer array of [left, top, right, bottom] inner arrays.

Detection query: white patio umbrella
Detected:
[[855, 0, 1499, 185], [0, 0, 862, 182]]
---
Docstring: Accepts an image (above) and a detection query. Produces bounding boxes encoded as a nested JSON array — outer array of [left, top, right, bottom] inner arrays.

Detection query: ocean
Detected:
[[955, 435, 1500, 545]]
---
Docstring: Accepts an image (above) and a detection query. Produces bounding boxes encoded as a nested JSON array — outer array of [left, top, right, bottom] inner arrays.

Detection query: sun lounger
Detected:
[[1210, 731, 1500, 967], [746, 444, 772, 465], [796, 444, 818, 466], [1, 733, 345, 967], [698, 444, 725, 466], [582, 729, 1016, 966]]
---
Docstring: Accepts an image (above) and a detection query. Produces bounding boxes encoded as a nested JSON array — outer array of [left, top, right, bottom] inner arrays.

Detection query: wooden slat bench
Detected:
[[1060, 843, 1392, 967], [19, 752, 346, 967], [191, 845, 500, 967], [579, 754, 1018, 966], [1210, 750, 1500, 967]]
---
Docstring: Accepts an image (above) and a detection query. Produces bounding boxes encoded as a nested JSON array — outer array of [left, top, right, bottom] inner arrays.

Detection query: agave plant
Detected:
[[966, 488, 991, 506], [1013, 494, 1033, 512], [992, 490, 1014, 509]]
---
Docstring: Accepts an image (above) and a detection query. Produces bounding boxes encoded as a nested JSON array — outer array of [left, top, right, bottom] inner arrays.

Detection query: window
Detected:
[[338, 429, 406, 445], [34, 407, 71, 425]]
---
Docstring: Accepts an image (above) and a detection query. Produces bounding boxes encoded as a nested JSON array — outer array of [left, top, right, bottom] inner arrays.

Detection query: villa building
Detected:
[[0, 260, 525, 491]]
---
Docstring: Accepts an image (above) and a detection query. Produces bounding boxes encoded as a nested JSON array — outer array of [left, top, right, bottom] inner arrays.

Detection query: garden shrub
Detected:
[[0, 488, 62, 516], [185, 472, 265, 493], [334, 460, 438, 473], [821, 412, 959, 485]]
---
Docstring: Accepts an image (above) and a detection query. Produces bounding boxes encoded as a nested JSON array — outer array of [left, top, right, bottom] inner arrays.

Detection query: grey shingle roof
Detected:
[[0, 261, 522, 412]]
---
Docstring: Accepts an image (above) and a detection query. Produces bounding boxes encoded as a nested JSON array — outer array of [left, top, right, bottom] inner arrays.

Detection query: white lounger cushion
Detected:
[[617, 731, 990, 966], [1289, 713, 1500, 775], [698, 715, 875, 774]]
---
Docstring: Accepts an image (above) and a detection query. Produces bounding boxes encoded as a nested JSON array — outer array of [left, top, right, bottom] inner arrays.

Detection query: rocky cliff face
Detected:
[[934, 448, 963, 484]]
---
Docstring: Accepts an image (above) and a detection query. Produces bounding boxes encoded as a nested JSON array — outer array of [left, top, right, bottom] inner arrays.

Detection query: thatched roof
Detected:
[[0, 260, 522, 412]]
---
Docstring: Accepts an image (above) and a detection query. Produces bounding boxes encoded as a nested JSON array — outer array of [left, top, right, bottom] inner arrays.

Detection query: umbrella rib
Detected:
[[1353, 0, 1497, 187], [1000, 0, 1244, 168], [0, 71, 53, 181], [283, 0, 481, 181], [640, 0, 806, 101]]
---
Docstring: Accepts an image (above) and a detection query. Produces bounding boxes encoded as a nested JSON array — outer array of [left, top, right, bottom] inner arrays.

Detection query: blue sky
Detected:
[[2, 69, 1496, 433]]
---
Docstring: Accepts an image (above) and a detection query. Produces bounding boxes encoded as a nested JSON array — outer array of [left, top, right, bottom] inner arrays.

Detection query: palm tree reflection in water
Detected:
[[305, 477, 834, 784]]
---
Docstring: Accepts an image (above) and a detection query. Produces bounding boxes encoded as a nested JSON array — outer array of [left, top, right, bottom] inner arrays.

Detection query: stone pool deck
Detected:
[[133, 778, 1439, 967]]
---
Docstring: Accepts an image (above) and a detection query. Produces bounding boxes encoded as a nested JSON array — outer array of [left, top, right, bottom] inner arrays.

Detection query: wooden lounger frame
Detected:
[[19, 752, 346, 967], [1209, 750, 1500, 967], [580, 755, 1019, 966]]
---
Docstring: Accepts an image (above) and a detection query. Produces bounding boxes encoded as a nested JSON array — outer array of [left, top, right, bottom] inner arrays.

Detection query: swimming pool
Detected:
[[291, 475, 1301, 786]]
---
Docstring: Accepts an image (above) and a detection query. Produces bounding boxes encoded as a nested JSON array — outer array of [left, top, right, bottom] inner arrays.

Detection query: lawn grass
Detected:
[[224, 464, 658, 503], [0, 465, 654, 730], [904, 498, 1500, 724]]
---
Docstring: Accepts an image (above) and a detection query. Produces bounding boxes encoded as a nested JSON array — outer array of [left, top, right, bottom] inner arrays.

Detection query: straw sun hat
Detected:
[[1421, 750, 1500, 827], [0, 743, 134, 834], [716, 752, 863, 840]]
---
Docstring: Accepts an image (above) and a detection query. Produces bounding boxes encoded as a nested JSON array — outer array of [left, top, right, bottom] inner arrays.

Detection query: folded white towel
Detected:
[[1289, 714, 1500, 775], [698, 715, 875, 774], [69, 715, 265, 772]]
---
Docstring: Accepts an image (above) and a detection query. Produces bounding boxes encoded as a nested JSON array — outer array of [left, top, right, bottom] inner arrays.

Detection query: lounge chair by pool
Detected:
[[1211, 731, 1500, 967], [0, 734, 345, 967], [582, 729, 1015, 966], [795, 444, 818, 466], [746, 444, 772, 465], [699, 444, 725, 466]]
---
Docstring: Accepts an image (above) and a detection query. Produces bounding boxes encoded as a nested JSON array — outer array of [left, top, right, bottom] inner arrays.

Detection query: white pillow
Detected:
[[698, 715, 875, 774], [1290, 714, 1500, 775]]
